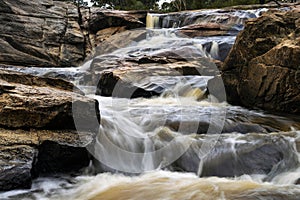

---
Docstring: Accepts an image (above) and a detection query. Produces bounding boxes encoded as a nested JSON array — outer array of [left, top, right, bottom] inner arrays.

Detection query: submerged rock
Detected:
[[222, 8, 300, 113], [173, 132, 299, 180]]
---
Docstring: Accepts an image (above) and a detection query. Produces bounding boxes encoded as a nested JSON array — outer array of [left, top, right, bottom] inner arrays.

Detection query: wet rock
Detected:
[[0, 69, 82, 93], [206, 75, 226, 102], [33, 131, 93, 175], [0, 145, 35, 191], [91, 29, 147, 56], [165, 110, 274, 135], [202, 41, 233, 62], [222, 8, 300, 113], [93, 56, 220, 98], [179, 23, 236, 38], [0, 128, 94, 190], [174, 133, 298, 179]]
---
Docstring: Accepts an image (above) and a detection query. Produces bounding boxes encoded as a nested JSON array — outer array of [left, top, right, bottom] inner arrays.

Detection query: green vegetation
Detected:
[[66, 0, 88, 7], [162, 0, 259, 12], [90, 0, 159, 10], [68, 0, 265, 11]]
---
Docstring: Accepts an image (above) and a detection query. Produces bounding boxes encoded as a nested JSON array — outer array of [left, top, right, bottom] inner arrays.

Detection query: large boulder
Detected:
[[0, 69, 100, 190], [222, 8, 300, 113], [0, 0, 147, 67]]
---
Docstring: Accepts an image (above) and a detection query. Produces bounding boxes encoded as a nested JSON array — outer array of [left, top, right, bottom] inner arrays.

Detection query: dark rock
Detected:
[[0, 128, 94, 190], [207, 75, 226, 102], [173, 133, 298, 179], [222, 8, 300, 113], [34, 140, 90, 175], [88, 9, 145, 34], [96, 71, 161, 98], [0, 145, 35, 191]]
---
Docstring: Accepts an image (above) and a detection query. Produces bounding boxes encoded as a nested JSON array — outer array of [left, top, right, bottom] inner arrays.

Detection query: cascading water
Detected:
[[1, 7, 300, 200], [145, 8, 267, 29], [146, 13, 160, 29]]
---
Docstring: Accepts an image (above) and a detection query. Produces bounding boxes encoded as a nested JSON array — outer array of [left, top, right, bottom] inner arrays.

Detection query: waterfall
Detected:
[[210, 41, 220, 60], [146, 13, 160, 29]]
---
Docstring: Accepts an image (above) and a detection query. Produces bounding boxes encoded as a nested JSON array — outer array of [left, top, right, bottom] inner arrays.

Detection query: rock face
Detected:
[[222, 8, 300, 113], [0, 0, 147, 68], [0, 69, 100, 190]]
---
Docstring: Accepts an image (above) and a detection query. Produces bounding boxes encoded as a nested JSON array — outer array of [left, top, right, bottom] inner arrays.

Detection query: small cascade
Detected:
[[209, 41, 220, 60], [155, 8, 268, 29], [146, 13, 161, 29]]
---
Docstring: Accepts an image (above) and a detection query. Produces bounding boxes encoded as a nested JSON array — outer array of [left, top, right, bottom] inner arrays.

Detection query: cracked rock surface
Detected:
[[0, 0, 147, 68]]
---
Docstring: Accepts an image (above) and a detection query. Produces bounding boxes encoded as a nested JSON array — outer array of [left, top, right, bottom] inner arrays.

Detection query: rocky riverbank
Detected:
[[222, 6, 300, 113], [1, 0, 300, 192]]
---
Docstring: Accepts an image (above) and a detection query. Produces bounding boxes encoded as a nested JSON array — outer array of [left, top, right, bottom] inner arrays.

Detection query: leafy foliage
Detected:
[[65, 0, 88, 6], [68, 0, 264, 10], [90, 0, 159, 10], [162, 0, 259, 11]]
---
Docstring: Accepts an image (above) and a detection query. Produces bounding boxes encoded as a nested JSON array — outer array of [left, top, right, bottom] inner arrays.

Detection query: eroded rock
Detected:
[[0, 0, 147, 68], [0, 69, 100, 190], [0, 69, 99, 130], [222, 8, 300, 113]]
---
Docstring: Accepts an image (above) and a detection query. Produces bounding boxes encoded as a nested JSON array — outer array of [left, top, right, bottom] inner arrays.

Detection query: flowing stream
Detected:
[[1, 8, 300, 200]]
